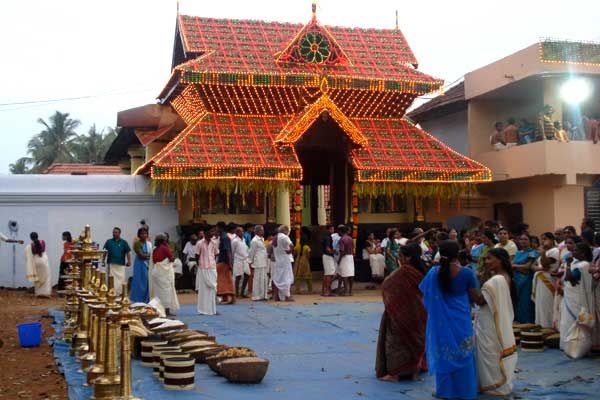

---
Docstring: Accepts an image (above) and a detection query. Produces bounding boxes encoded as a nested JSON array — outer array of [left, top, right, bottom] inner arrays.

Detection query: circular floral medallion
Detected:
[[299, 32, 331, 63]]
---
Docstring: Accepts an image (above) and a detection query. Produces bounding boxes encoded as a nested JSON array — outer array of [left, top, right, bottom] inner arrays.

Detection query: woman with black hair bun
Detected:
[[25, 232, 52, 298], [419, 240, 479, 400], [375, 243, 427, 382], [475, 248, 517, 396]]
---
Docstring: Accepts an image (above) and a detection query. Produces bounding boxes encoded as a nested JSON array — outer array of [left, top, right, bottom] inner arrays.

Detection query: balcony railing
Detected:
[[474, 140, 600, 181]]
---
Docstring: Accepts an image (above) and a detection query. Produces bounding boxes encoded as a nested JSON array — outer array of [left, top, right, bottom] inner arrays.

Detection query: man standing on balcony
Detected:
[[502, 118, 519, 147], [490, 122, 506, 150]]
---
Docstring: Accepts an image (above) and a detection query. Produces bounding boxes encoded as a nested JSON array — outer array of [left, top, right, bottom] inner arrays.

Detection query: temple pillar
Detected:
[[414, 197, 425, 222], [317, 185, 327, 226], [145, 141, 165, 162], [276, 190, 291, 227], [127, 145, 144, 174]]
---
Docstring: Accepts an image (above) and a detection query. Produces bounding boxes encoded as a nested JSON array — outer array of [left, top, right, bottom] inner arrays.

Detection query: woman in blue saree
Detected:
[[419, 240, 479, 400], [512, 234, 538, 323], [130, 228, 152, 303]]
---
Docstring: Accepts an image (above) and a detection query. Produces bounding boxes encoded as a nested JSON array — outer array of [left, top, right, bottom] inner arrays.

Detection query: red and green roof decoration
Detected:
[[539, 38, 600, 67], [139, 7, 491, 197]]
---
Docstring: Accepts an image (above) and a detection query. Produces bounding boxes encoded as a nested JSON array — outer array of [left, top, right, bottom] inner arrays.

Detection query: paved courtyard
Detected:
[[54, 301, 600, 399]]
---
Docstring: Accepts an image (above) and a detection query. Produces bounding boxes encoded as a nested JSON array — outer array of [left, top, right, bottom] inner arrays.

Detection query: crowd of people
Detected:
[[489, 105, 600, 149], [4, 215, 600, 399], [372, 217, 600, 399]]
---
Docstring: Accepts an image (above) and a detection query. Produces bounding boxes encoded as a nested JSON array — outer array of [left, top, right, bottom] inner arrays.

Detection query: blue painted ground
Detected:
[[51, 302, 600, 399]]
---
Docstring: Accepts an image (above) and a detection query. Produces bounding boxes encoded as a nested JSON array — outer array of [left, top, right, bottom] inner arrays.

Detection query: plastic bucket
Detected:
[[17, 322, 42, 347]]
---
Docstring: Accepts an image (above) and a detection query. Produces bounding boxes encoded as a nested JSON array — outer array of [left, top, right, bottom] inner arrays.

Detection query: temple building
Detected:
[[106, 5, 491, 236]]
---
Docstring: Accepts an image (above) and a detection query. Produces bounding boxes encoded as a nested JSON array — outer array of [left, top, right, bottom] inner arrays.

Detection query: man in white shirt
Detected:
[[330, 225, 344, 292], [232, 227, 251, 297], [272, 225, 294, 301], [248, 225, 268, 301], [0, 232, 23, 245], [182, 235, 200, 290]]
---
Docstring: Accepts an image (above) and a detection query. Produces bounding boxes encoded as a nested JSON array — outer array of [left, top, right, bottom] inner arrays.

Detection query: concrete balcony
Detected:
[[474, 140, 600, 182]]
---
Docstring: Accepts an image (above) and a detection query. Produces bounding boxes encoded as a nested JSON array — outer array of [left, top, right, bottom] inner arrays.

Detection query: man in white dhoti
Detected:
[[232, 227, 251, 298], [532, 233, 560, 328], [196, 226, 220, 315], [151, 234, 180, 316], [272, 225, 294, 302], [249, 225, 268, 301], [337, 225, 355, 296], [25, 232, 52, 297], [102, 227, 131, 296], [321, 224, 336, 296], [330, 226, 343, 292], [475, 248, 517, 396], [182, 235, 200, 290]]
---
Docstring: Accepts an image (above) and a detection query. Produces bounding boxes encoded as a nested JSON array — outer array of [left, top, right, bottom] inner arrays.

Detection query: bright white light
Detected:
[[561, 78, 591, 104]]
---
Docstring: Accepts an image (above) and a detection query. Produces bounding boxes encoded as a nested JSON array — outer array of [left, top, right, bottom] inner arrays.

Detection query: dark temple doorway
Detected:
[[294, 112, 356, 226]]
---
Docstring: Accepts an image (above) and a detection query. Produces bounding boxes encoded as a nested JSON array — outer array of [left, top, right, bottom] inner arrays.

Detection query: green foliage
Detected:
[[9, 111, 119, 174], [8, 157, 32, 174]]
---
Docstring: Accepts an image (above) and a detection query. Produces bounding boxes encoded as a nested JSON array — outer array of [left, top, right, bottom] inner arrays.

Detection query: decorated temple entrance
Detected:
[[295, 112, 356, 226], [124, 5, 492, 234]]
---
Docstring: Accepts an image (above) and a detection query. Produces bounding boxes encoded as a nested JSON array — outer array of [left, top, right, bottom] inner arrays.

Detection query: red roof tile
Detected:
[[176, 15, 439, 87], [352, 119, 490, 182], [141, 112, 490, 184], [43, 163, 123, 175], [147, 113, 302, 181]]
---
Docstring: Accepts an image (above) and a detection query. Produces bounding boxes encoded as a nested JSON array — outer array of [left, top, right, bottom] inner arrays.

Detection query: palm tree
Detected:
[[73, 125, 119, 163], [27, 111, 81, 171], [73, 124, 103, 163], [9, 157, 32, 174]]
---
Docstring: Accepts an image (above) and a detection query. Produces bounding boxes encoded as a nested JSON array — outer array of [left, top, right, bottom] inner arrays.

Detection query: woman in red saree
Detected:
[[376, 242, 427, 381]]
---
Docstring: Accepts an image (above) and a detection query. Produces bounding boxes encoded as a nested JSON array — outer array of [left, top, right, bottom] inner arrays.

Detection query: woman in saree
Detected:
[[469, 231, 484, 272], [512, 235, 538, 323], [385, 229, 400, 274], [419, 240, 479, 400], [130, 228, 152, 303], [25, 232, 52, 298], [561, 242, 595, 354], [475, 248, 518, 396], [152, 233, 180, 316], [532, 232, 560, 328], [375, 243, 427, 381]]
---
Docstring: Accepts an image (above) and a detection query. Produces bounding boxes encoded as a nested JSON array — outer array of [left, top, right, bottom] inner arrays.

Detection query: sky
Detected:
[[1, 0, 598, 173]]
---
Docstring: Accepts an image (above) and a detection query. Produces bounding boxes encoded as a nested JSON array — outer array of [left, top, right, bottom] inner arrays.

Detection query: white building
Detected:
[[0, 175, 178, 288]]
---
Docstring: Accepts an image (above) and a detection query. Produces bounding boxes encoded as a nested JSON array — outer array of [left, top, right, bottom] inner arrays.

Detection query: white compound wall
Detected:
[[0, 174, 178, 288]]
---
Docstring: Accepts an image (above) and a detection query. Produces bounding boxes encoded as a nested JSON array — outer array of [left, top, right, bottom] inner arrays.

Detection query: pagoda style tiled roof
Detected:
[[172, 15, 442, 95], [145, 113, 302, 181], [352, 118, 490, 183], [139, 111, 490, 185]]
